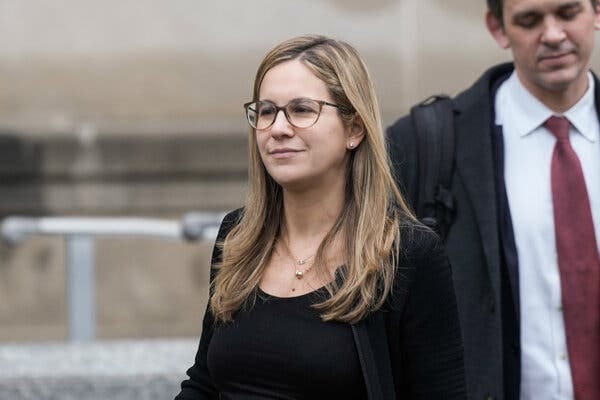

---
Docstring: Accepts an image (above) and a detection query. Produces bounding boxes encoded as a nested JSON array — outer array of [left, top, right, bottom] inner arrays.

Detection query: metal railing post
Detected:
[[66, 235, 95, 341], [0, 212, 226, 342]]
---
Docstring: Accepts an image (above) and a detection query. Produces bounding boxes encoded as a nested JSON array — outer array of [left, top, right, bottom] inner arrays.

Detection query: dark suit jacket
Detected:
[[386, 62, 600, 400], [175, 209, 467, 399], [387, 63, 516, 400]]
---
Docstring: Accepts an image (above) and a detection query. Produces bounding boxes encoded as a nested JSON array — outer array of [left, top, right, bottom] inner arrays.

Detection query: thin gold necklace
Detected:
[[280, 238, 315, 280]]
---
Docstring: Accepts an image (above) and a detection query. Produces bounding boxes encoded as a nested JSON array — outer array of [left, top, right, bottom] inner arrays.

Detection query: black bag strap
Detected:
[[410, 95, 456, 238]]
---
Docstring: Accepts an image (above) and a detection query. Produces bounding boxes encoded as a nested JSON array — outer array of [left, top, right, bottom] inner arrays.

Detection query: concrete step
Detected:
[[0, 338, 198, 400]]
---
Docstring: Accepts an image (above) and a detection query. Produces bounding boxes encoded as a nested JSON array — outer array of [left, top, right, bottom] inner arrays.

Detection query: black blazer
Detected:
[[387, 63, 514, 400], [175, 209, 466, 399]]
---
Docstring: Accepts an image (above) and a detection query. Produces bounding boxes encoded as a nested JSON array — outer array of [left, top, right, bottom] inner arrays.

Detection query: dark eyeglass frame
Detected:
[[243, 98, 344, 130]]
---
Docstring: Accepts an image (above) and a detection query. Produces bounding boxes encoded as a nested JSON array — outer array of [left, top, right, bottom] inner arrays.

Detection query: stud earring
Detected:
[[349, 142, 355, 149]]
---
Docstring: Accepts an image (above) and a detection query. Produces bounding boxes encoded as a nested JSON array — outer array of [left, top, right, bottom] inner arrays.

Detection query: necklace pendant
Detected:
[[295, 270, 304, 279]]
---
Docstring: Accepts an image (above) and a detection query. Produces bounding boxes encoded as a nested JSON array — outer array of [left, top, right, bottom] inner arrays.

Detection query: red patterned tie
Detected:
[[545, 115, 600, 399]]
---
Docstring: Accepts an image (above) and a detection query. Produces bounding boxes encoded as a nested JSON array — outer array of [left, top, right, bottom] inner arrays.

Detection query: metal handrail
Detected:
[[0, 212, 227, 342], [1, 213, 226, 244]]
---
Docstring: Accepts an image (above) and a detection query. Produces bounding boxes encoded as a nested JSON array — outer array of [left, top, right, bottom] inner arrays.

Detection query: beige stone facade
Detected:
[[2, 0, 600, 341]]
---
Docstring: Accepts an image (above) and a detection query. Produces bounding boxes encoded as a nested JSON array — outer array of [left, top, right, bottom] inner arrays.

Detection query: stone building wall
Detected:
[[1, 0, 599, 341]]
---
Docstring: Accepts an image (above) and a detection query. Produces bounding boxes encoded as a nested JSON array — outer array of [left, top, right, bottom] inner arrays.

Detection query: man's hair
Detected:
[[486, 0, 503, 20], [487, 0, 598, 22]]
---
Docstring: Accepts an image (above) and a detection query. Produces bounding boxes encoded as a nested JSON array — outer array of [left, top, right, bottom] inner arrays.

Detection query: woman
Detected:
[[175, 35, 466, 399]]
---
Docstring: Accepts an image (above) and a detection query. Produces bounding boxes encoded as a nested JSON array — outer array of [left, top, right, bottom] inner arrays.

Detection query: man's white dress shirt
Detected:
[[495, 71, 600, 400]]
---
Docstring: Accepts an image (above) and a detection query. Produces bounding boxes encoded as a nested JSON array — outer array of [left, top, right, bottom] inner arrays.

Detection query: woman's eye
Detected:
[[259, 107, 276, 116], [293, 107, 314, 114], [292, 101, 319, 113]]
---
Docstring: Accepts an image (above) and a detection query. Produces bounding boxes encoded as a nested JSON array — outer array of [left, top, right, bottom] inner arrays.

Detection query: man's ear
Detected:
[[486, 11, 510, 49], [594, 1, 600, 30]]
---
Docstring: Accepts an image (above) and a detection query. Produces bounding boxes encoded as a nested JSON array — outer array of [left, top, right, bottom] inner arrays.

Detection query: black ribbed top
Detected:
[[207, 287, 367, 399]]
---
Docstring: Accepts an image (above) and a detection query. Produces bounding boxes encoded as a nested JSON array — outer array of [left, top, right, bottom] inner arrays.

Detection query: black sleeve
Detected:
[[175, 209, 242, 400], [398, 228, 467, 399], [386, 115, 419, 210]]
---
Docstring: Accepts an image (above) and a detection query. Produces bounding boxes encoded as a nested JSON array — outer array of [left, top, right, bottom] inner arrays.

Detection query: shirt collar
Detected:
[[563, 73, 597, 142], [503, 71, 598, 142]]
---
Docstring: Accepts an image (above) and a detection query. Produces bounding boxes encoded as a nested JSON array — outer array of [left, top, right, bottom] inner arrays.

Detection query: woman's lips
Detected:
[[269, 148, 303, 159]]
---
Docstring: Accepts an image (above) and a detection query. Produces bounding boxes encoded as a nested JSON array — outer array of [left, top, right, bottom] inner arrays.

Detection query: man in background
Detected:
[[387, 0, 600, 399]]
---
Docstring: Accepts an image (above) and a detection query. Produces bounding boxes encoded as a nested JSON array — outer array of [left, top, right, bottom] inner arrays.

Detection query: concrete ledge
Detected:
[[0, 130, 248, 215], [0, 338, 198, 400]]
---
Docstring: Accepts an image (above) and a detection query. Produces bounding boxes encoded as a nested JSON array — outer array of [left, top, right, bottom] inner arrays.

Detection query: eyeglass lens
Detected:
[[246, 99, 322, 129]]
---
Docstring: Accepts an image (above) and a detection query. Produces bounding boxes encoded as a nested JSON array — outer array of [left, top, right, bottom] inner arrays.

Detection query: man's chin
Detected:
[[536, 67, 585, 92]]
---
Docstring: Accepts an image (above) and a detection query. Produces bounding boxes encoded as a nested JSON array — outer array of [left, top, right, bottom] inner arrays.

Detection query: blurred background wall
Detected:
[[1, 0, 598, 342]]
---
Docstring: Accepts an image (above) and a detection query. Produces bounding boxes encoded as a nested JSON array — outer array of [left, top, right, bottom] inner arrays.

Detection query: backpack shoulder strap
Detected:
[[409, 95, 456, 238]]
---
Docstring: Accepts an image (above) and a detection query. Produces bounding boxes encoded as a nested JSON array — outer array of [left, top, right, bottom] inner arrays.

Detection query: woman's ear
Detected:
[[347, 116, 366, 150]]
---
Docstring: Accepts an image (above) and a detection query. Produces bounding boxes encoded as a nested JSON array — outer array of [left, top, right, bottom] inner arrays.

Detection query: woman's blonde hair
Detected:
[[211, 35, 415, 323]]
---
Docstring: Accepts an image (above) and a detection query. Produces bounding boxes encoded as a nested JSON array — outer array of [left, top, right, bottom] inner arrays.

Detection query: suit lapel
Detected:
[[454, 103, 501, 295], [451, 64, 514, 297], [593, 72, 600, 117]]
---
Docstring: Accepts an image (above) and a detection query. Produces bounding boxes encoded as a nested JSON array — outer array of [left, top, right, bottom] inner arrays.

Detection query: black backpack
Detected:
[[409, 95, 456, 239]]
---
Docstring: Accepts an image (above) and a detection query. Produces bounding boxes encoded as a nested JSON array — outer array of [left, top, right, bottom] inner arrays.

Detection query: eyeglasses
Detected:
[[243, 98, 343, 130]]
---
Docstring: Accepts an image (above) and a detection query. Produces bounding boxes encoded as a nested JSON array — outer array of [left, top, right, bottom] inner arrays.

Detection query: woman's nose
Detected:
[[269, 109, 294, 138]]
